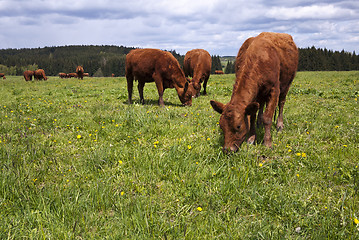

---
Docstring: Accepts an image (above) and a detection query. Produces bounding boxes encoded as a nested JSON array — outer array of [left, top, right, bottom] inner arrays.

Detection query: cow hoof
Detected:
[[247, 135, 256, 145]]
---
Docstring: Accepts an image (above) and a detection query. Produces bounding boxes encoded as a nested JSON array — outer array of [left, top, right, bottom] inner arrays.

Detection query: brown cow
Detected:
[[84, 73, 89, 77], [76, 66, 84, 79], [125, 48, 194, 106], [68, 73, 77, 78], [24, 70, 35, 81], [59, 72, 67, 78], [183, 49, 212, 97], [214, 70, 224, 74], [0, 73, 6, 79], [210, 32, 298, 151], [34, 69, 48, 81]]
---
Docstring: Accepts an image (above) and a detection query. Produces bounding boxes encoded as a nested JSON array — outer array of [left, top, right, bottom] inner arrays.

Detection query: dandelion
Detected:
[[207, 137, 210, 141], [187, 145, 192, 150], [196, 162, 199, 165], [121, 191, 125, 196], [302, 153, 306, 157], [296, 174, 299, 177], [296, 153, 301, 156], [119, 160, 123, 165], [288, 149, 292, 153], [77, 135, 82, 139], [197, 207, 203, 212], [33, 178, 37, 182], [343, 145, 348, 148], [354, 218, 359, 225], [259, 163, 263, 167]]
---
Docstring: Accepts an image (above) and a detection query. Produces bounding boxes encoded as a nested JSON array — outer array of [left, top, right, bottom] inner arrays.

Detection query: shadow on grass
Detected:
[[122, 99, 187, 107]]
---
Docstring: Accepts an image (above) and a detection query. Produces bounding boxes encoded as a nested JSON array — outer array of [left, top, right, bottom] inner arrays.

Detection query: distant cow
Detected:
[[76, 66, 84, 79], [24, 70, 34, 81], [125, 48, 194, 106], [214, 70, 224, 74], [0, 73, 5, 79], [83, 73, 89, 77], [111, 73, 115, 77], [59, 73, 67, 78], [34, 69, 48, 81], [210, 32, 298, 151], [68, 73, 77, 78], [183, 49, 212, 97]]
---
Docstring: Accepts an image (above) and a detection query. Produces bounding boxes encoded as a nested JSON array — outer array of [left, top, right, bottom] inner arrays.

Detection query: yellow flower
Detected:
[[121, 191, 125, 196], [296, 153, 301, 156], [77, 135, 82, 139], [197, 207, 202, 212], [302, 153, 306, 157], [187, 145, 192, 150], [258, 163, 263, 167], [119, 160, 123, 165], [354, 218, 359, 225]]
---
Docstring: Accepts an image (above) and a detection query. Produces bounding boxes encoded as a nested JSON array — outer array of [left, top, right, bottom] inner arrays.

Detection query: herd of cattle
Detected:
[[22, 65, 86, 81], [1, 32, 298, 152], [125, 32, 298, 151]]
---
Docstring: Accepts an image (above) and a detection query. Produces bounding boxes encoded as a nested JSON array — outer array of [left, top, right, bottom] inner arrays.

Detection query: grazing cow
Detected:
[[34, 69, 48, 81], [214, 70, 224, 74], [111, 73, 115, 77], [125, 48, 194, 106], [0, 73, 5, 79], [76, 66, 84, 79], [183, 49, 212, 96], [23, 70, 34, 81], [210, 32, 298, 151], [68, 73, 77, 78], [59, 73, 67, 78]]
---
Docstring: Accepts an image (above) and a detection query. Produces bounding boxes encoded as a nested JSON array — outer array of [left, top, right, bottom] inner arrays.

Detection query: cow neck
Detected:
[[230, 71, 259, 106]]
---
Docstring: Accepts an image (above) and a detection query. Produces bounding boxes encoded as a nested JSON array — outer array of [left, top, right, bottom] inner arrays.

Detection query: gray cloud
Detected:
[[0, 0, 358, 55]]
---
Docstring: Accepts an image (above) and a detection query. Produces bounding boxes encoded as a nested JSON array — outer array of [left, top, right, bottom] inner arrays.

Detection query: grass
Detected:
[[0, 71, 358, 239]]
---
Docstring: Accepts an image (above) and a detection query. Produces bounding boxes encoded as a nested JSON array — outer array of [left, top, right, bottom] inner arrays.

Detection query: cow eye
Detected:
[[236, 125, 241, 130]]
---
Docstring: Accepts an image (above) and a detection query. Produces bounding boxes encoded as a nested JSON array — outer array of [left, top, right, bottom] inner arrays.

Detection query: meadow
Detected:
[[0, 71, 358, 239]]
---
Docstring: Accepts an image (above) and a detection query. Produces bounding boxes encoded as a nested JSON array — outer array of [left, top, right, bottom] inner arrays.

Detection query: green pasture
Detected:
[[0, 72, 358, 239]]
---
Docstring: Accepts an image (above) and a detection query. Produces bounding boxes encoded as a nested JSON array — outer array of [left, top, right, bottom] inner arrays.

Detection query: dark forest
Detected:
[[1, 45, 358, 77]]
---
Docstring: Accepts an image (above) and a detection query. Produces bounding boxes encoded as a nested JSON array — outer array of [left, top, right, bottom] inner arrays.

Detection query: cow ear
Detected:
[[210, 100, 225, 114], [245, 102, 259, 115]]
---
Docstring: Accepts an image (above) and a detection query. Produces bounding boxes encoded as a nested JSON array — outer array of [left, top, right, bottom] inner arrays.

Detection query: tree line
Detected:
[[224, 47, 359, 74], [1, 45, 359, 77]]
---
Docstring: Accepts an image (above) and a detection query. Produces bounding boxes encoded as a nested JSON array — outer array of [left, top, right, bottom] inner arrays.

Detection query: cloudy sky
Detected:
[[0, 0, 358, 56]]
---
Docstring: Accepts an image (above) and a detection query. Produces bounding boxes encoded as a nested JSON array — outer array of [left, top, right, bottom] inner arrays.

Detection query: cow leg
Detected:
[[276, 90, 289, 131], [262, 86, 280, 148], [138, 81, 145, 105], [126, 74, 134, 104], [202, 76, 209, 95], [247, 111, 257, 144], [257, 102, 265, 127], [153, 74, 165, 107]]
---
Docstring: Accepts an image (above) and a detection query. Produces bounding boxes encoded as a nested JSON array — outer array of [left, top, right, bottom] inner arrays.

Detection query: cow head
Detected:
[[190, 81, 201, 97], [179, 81, 193, 106], [210, 100, 259, 152]]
